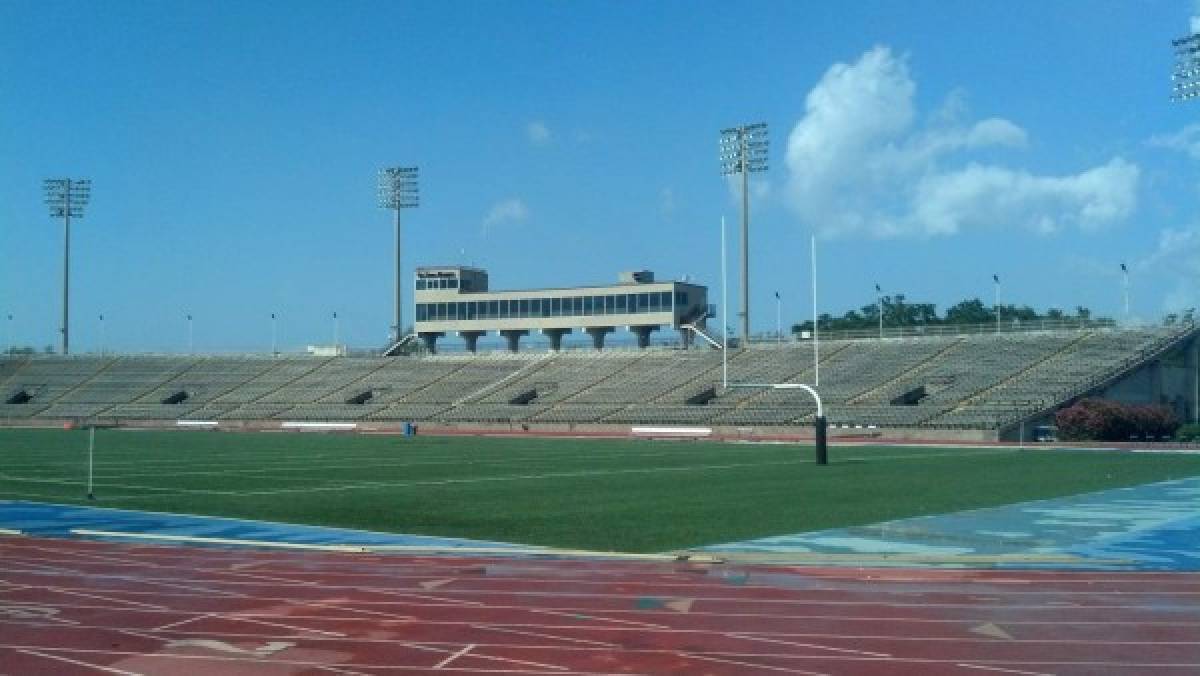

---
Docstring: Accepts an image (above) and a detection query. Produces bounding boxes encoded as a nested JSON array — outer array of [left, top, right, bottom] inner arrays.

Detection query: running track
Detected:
[[1, 535, 1197, 674]]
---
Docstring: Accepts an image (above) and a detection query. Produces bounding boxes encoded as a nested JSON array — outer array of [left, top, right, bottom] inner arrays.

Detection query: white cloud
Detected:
[[783, 46, 1139, 238], [1192, 1, 1200, 34], [482, 198, 529, 235], [526, 121, 552, 146], [1148, 123, 1200, 160]]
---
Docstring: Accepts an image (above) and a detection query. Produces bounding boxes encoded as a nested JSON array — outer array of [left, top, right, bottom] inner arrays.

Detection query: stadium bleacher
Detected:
[[1, 325, 1194, 435]]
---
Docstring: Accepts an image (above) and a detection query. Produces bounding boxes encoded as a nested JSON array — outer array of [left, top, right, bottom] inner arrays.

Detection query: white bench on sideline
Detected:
[[280, 422, 357, 431], [631, 426, 712, 439]]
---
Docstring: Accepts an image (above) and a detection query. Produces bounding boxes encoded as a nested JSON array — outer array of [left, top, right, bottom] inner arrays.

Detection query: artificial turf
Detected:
[[1, 427, 1198, 552]]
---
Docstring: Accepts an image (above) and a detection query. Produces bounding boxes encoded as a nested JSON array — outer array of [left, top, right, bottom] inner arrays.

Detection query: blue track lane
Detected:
[[0, 500, 533, 550], [704, 476, 1200, 570]]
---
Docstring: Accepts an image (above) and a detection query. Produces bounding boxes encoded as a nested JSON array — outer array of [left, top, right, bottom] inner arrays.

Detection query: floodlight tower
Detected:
[[719, 123, 768, 346], [44, 178, 91, 355], [1172, 32, 1200, 101], [1172, 31, 1200, 424], [378, 167, 419, 344]]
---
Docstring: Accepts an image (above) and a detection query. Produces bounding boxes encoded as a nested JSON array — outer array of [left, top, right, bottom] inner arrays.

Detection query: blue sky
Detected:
[[3, 1, 1200, 353]]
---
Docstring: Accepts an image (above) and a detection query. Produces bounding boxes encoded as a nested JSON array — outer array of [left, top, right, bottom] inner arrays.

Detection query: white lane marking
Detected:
[[15, 649, 144, 675], [957, 664, 1054, 676], [682, 651, 831, 675], [6, 645, 606, 674], [150, 615, 204, 632], [473, 625, 620, 648], [433, 643, 475, 669], [227, 614, 348, 638], [44, 587, 168, 611], [730, 633, 891, 657]]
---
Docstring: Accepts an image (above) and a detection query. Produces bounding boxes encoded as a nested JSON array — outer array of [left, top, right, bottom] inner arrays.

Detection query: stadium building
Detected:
[[411, 267, 713, 353]]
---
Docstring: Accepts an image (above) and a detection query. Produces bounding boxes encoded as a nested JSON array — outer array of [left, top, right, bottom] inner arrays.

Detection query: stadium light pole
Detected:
[[720, 215, 729, 387], [5, 314, 12, 355], [186, 314, 193, 354], [1173, 29, 1200, 423], [1172, 32, 1200, 101], [719, 123, 768, 347], [378, 166, 419, 345], [271, 313, 278, 356], [98, 314, 104, 356], [774, 291, 782, 343], [993, 274, 1001, 333], [44, 178, 91, 355], [1120, 262, 1130, 325], [875, 283, 883, 340], [332, 311, 339, 352]]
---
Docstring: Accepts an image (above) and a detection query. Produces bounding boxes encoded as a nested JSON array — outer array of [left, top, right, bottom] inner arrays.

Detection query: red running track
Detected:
[[0, 536, 1197, 675]]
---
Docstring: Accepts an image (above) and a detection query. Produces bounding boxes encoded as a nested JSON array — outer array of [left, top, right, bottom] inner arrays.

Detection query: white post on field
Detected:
[[87, 426, 95, 500], [721, 216, 729, 388], [811, 234, 819, 387]]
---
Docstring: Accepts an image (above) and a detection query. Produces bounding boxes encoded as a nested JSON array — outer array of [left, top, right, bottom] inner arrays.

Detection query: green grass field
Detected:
[[2, 428, 1198, 552]]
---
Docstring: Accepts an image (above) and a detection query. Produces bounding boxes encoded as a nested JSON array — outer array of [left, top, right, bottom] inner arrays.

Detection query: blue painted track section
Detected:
[[705, 477, 1200, 571], [0, 500, 533, 550]]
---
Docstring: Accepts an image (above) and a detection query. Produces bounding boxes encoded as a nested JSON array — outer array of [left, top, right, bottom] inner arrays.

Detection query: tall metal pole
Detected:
[[721, 215, 728, 387], [775, 292, 781, 343], [271, 313, 278, 355], [86, 426, 95, 500], [812, 234, 819, 388], [62, 187, 71, 355], [1121, 263, 1130, 324], [740, 141, 750, 346], [876, 283, 883, 340], [187, 314, 193, 354], [394, 208, 403, 342], [719, 123, 766, 349], [45, 177, 90, 355], [98, 314, 104, 355], [379, 167, 418, 346], [994, 274, 1001, 333]]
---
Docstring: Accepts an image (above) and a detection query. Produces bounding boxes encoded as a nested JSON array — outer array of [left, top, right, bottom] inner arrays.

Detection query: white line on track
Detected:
[[680, 651, 831, 675], [3, 645, 608, 675], [957, 664, 1054, 676], [13, 572, 1198, 623], [730, 633, 892, 657], [473, 625, 620, 648], [14, 649, 143, 675], [150, 615, 204, 632], [433, 643, 476, 669]]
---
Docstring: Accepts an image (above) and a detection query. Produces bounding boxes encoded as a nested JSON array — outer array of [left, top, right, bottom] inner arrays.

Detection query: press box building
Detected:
[[412, 267, 711, 352]]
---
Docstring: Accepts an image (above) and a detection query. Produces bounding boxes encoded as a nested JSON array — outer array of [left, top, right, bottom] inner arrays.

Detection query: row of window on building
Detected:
[[416, 278, 473, 290], [416, 291, 687, 322]]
